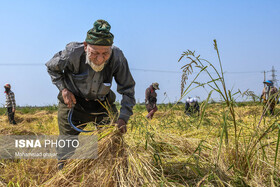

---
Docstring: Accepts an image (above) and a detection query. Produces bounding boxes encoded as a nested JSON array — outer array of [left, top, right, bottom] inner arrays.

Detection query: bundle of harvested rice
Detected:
[[43, 127, 165, 187]]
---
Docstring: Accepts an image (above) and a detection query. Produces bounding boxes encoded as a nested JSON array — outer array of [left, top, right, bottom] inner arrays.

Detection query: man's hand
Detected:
[[62, 88, 76, 108], [12, 108, 15, 113], [117, 119, 127, 133]]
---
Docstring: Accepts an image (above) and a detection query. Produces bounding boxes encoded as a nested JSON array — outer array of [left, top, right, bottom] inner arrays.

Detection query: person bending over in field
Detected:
[[46, 19, 136, 169], [145, 83, 159, 119], [260, 80, 279, 115], [185, 97, 200, 116]]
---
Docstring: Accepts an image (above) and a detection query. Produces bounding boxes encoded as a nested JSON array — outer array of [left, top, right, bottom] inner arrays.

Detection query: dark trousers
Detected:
[[185, 102, 200, 115], [7, 107, 16, 124], [263, 99, 276, 115], [57, 96, 118, 160], [146, 103, 158, 119]]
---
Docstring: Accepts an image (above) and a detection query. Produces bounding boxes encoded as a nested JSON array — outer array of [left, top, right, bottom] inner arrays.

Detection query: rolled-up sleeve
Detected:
[[114, 54, 136, 123]]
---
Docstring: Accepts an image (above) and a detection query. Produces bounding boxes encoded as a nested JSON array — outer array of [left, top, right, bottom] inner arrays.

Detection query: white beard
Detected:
[[86, 49, 105, 72]]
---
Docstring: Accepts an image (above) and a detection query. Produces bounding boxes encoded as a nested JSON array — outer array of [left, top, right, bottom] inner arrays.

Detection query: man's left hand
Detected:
[[117, 119, 127, 133], [12, 108, 15, 113]]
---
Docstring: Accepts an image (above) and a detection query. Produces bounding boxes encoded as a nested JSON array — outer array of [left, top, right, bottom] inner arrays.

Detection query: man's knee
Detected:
[[154, 106, 158, 112]]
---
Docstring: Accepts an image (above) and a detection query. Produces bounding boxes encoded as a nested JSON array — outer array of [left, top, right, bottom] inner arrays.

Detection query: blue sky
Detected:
[[0, 0, 279, 106]]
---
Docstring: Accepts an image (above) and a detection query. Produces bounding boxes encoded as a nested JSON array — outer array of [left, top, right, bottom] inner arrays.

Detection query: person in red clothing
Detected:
[[145, 83, 159, 119]]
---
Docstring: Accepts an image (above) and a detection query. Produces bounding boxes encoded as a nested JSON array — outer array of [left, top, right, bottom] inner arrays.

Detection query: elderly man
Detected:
[[145, 83, 159, 119], [46, 20, 135, 168], [261, 80, 279, 115], [4, 84, 17, 125]]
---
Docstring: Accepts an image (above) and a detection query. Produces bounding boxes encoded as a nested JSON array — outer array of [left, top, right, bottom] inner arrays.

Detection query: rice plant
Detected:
[[0, 40, 279, 186]]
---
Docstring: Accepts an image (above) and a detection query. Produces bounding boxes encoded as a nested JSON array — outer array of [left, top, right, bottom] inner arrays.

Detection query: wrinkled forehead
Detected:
[[87, 44, 112, 53]]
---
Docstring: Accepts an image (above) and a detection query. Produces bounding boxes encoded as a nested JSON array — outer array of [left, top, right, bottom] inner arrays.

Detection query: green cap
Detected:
[[85, 19, 114, 46]]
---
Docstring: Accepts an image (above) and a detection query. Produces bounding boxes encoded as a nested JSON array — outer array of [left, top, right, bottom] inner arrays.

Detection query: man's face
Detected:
[[84, 43, 112, 66], [265, 83, 272, 87], [4, 86, 10, 92]]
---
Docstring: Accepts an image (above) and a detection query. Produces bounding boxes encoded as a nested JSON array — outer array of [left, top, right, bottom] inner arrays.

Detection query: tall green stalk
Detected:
[[179, 39, 239, 163]]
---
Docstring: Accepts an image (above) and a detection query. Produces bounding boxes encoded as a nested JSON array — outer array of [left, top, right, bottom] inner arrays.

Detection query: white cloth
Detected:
[[187, 97, 198, 106]]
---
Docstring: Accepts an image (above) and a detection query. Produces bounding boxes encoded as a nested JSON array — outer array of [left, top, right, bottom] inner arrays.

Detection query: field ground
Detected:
[[0, 103, 279, 186]]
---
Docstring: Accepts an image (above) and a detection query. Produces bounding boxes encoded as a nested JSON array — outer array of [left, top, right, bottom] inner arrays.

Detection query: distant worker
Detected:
[[145, 83, 159, 119], [185, 97, 199, 116], [4, 84, 17, 125], [261, 80, 279, 115]]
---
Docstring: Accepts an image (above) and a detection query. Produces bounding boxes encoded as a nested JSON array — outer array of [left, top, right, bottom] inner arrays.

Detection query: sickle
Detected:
[[67, 107, 95, 133]]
